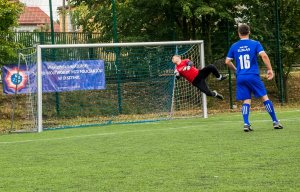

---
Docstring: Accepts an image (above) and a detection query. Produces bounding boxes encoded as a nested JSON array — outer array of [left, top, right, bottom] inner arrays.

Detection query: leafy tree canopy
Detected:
[[0, 0, 23, 65]]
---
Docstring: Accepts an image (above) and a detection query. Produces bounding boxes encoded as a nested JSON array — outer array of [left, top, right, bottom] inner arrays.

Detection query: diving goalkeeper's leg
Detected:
[[192, 78, 224, 100], [199, 64, 228, 81]]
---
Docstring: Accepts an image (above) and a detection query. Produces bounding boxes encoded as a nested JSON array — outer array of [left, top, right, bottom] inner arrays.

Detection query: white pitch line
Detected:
[[0, 125, 198, 145], [0, 117, 299, 145], [162, 117, 300, 125], [206, 117, 299, 124]]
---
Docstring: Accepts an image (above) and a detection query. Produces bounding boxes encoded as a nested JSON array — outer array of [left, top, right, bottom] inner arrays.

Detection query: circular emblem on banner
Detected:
[[5, 67, 28, 91]]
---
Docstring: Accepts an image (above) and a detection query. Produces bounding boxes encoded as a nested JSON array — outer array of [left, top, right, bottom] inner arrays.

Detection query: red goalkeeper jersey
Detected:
[[176, 59, 199, 83]]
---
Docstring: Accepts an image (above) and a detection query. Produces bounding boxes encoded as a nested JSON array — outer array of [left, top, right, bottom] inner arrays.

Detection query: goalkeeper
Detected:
[[172, 55, 227, 100]]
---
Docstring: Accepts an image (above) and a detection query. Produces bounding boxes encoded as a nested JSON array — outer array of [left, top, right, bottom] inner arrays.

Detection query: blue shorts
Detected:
[[236, 74, 267, 101]]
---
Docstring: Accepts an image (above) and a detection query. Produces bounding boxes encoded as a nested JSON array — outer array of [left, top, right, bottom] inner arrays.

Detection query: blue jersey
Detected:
[[226, 39, 265, 76]]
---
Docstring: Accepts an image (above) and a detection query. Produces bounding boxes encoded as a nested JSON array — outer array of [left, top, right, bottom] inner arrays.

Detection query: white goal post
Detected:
[[36, 40, 208, 132]]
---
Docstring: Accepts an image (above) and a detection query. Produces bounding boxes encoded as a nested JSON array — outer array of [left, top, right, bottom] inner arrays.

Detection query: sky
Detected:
[[20, 0, 64, 21]]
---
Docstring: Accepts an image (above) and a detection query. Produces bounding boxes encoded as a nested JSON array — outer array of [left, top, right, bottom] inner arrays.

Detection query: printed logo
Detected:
[[5, 67, 28, 91]]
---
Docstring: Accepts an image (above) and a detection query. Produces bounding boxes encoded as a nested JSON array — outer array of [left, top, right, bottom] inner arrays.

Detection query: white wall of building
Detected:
[[15, 25, 39, 32]]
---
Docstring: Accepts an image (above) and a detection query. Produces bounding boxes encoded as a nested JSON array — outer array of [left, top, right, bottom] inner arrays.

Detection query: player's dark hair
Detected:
[[238, 24, 250, 36]]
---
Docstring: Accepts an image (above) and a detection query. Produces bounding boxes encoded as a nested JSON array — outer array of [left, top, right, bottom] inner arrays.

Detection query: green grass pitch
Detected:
[[0, 110, 299, 192]]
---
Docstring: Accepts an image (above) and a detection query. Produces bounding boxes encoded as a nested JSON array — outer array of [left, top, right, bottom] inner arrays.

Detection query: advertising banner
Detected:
[[2, 60, 106, 94]]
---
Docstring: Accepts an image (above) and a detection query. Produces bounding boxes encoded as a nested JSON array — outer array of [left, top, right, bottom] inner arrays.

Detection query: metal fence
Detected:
[[0, 32, 299, 133], [12, 31, 300, 106], [14, 32, 104, 47]]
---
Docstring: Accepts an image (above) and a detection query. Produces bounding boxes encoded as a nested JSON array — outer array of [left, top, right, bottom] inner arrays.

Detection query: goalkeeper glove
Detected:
[[174, 70, 181, 79], [187, 61, 193, 66], [182, 61, 193, 71]]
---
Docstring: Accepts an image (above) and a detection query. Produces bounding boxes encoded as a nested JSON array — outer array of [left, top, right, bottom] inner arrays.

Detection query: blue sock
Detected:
[[263, 100, 278, 122], [242, 104, 250, 125]]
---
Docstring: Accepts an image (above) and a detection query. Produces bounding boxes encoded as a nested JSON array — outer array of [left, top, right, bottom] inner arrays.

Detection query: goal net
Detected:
[[30, 41, 206, 132], [6, 48, 38, 133]]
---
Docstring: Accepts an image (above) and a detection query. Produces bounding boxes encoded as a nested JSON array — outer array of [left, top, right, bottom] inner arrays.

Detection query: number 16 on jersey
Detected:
[[239, 54, 250, 69]]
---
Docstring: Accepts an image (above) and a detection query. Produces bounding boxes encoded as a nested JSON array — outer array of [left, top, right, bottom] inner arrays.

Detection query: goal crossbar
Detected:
[[38, 40, 204, 49]]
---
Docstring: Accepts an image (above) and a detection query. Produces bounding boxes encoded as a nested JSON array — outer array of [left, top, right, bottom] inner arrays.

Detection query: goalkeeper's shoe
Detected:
[[212, 90, 224, 100], [273, 121, 283, 129], [244, 124, 253, 132], [217, 74, 228, 81]]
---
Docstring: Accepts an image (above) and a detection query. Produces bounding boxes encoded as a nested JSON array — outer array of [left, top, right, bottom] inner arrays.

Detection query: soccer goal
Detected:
[[34, 41, 207, 132], [5, 48, 38, 133]]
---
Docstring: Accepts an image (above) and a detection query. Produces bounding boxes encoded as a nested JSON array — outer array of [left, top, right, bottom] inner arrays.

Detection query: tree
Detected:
[[69, 0, 300, 102], [0, 0, 23, 65], [278, 0, 300, 102], [69, 0, 239, 62]]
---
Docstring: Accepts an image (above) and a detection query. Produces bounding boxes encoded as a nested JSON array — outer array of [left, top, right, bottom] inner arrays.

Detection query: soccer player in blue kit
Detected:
[[225, 24, 283, 132]]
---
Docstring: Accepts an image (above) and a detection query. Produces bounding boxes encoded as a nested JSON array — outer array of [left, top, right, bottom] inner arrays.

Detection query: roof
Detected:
[[18, 7, 60, 32]]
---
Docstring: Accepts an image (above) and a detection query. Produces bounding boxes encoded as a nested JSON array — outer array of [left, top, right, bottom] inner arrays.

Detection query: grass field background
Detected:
[[0, 109, 299, 192]]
